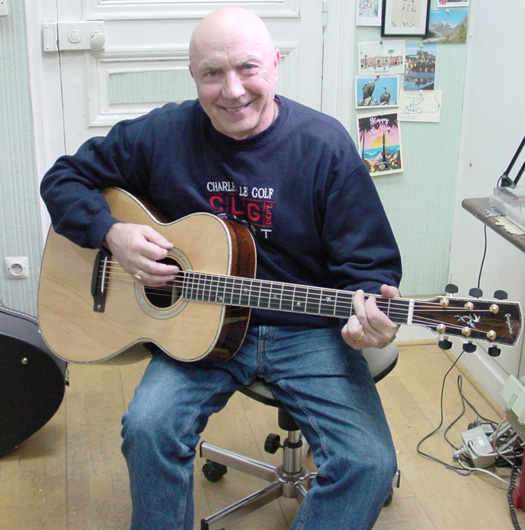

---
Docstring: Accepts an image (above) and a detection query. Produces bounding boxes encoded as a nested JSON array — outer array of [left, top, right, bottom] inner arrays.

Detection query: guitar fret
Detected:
[[304, 286, 321, 314], [268, 283, 284, 310], [215, 275, 226, 304], [292, 285, 307, 313], [319, 289, 338, 317]]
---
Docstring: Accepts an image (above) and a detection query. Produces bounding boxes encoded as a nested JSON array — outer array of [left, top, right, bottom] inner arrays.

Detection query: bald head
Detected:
[[189, 8, 275, 63]]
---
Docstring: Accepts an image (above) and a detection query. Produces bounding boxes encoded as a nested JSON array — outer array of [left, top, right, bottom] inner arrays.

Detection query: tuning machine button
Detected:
[[494, 290, 508, 300], [488, 346, 501, 357], [438, 337, 452, 350], [445, 284, 458, 295], [463, 342, 477, 353]]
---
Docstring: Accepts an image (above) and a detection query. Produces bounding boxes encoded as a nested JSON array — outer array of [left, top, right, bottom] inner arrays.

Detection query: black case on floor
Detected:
[[0, 303, 67, 456]]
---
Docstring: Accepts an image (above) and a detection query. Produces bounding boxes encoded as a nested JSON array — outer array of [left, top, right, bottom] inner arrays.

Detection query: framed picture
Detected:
[[381, 0, 430, 37]]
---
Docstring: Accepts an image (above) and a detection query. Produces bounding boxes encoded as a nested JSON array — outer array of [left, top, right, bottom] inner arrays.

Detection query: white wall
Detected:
[[449, 0, 525, 407]]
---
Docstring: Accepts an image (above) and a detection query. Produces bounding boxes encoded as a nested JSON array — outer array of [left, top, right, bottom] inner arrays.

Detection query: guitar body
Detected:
[[38, 188, 256, 364], [0, 304, 67, 455]]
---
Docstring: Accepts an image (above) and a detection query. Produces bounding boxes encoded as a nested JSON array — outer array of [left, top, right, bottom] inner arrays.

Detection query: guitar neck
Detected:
[[179, 270, 522, 346], [182, 271, 410, 324]]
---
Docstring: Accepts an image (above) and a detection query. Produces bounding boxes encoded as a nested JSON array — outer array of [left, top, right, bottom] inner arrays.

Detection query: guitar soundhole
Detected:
[[143, 257, 182, 309]]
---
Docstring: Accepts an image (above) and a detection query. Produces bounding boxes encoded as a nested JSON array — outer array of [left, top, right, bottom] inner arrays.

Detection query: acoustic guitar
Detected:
[[38, 188, 522, 365]]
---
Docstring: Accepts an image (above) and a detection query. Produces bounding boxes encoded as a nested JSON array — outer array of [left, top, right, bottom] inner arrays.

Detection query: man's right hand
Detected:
[[104, 222, 179, 287]]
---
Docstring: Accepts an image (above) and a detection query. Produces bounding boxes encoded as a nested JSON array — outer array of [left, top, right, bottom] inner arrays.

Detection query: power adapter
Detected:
[[458, 425, 496, 468]]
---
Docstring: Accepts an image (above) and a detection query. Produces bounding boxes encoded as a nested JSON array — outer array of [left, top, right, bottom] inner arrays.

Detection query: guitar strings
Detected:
[[92, 262, 507, 337]]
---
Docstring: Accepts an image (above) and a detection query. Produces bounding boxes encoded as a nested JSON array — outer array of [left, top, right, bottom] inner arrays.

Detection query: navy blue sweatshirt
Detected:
[[41, 96, 402, 327]]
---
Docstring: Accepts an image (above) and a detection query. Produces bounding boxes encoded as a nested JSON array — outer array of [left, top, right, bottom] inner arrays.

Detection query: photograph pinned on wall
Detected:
[[424, 9, 468, 44], [404, 43, 436, 90], [381, 0, 430, 37], [356, 76, 399, 109], [358, 40, 405, 76], [357, 112, 403, 176], [437, 0, 469, 7], [356, 0, 383, 26]]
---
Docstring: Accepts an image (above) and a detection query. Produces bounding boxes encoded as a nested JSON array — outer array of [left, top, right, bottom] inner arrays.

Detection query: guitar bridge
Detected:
[[91, 249, 111, 312]]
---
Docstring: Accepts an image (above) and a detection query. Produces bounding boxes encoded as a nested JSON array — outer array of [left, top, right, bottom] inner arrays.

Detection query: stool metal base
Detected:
[[200, 434, 316, 530]]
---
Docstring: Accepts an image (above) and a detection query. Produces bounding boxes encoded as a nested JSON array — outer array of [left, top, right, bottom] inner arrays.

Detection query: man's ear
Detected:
[[273, 48, 281, 81], [188, 65, 195, 79]]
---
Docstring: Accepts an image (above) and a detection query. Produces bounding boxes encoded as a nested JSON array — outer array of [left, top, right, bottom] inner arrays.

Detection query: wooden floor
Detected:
[[1, 343, 524, 530]]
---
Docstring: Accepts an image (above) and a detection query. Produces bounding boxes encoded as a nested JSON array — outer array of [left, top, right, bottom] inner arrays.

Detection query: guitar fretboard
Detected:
[[181, 271, 412, 324]]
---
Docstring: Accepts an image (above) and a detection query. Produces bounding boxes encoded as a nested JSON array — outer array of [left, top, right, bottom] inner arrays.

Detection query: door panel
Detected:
[[46, 0, 324, 153]]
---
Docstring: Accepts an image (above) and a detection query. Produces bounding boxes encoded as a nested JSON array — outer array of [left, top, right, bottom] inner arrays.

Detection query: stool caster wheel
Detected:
[[264, 433, 281, 454], [202, 460, 228, 482]]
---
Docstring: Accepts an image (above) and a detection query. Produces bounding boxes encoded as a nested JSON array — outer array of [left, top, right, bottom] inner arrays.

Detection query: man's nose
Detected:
[[222, 72, 245, 99]]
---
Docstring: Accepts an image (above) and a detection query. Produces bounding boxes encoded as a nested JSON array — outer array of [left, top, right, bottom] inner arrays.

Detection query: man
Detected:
[[41, 7, 402, 530]]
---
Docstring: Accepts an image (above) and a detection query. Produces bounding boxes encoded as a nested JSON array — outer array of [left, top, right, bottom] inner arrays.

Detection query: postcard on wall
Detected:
[[356, 112, 403, 175], [437, 0, 469, 7], [358, 40, 405, 76], [356, 0, 383, 26], [424, 9, 468, 44], [398, 90, 442, 122], [404, 43, 436, 90], [356, 76, 399, 109]]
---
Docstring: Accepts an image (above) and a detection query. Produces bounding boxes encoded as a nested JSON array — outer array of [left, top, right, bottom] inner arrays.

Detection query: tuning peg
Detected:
[[445, 284, 458, 295], [494, 290, 508, 300], [488, 346, 501, 357], [438, 338, 452, 350], [463, 342, 477, 353], [469, 288, 483, 298]]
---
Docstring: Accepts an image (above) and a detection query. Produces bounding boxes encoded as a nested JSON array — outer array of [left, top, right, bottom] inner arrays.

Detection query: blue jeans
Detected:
[[121, 325, 396, 530]]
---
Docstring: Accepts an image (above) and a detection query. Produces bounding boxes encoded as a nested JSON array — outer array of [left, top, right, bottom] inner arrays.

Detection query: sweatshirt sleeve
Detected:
[[40, 116, 151, 249], [321, 137, 402, 295]]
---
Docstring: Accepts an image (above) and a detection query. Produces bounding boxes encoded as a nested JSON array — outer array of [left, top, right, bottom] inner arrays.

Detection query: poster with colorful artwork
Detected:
[[357, 112, 403, 175]]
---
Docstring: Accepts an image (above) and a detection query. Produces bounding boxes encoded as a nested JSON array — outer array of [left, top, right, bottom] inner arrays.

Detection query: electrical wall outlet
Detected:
[[0, 1, 8, 17], [5, 257, 29, 279]]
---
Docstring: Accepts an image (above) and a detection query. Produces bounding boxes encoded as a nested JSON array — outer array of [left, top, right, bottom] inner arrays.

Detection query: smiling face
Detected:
[[189, 8, 281, 140]]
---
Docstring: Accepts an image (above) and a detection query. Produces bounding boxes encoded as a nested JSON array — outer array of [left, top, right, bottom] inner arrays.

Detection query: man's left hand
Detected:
[[341, 284, 400, 349]]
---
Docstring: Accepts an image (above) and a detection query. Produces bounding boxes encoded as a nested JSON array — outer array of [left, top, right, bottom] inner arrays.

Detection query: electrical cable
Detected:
[[476, 224, 488, 290], [456, 457, 510, 486], [508, 465, 523, 530], [416, 347, 473, 474]]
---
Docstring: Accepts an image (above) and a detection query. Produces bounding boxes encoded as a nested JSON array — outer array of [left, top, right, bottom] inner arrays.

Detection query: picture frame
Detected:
[[381, 0, 430, 37]]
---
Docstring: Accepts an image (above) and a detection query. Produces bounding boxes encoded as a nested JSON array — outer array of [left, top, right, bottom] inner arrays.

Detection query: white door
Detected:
[[36, 0, 325, 157]]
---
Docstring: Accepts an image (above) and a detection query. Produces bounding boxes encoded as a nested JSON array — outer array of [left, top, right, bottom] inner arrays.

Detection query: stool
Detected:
[[199, 344, 400, 530]]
